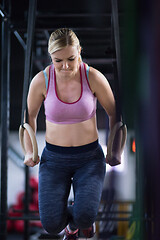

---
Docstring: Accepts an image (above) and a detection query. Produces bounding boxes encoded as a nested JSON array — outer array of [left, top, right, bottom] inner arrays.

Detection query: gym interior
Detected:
[[1, 0, 160, 239]]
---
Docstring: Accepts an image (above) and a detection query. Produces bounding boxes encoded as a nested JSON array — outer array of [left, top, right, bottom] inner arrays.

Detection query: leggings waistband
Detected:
[[46, 140, 99, 154]]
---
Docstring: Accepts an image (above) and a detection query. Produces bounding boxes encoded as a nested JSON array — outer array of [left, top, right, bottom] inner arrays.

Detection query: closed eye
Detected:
[[55, 59, 62, 62], [68, 58, 75, 61]]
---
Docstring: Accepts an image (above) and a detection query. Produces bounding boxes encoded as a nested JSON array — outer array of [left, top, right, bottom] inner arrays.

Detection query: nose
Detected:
[[62, 61, 69, 69]]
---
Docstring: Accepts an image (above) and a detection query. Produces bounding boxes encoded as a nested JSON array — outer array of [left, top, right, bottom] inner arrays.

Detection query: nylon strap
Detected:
[[21, 0, 37, 125]]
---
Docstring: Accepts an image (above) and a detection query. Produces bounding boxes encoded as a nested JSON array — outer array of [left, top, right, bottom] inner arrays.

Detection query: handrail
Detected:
[[8, 146, 24, 169]]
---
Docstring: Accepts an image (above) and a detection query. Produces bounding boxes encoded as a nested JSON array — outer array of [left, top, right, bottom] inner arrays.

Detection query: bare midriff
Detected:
[[45, 115, 98, 147]]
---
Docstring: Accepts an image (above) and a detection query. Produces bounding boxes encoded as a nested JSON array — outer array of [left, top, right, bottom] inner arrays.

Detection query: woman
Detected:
[[24, 28, 116, 239]]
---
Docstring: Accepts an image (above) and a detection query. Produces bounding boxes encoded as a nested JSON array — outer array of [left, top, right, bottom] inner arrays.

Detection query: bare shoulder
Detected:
[[30, 65, 50, 86], [29, 66, 50, 97], [30, 71, 45, 87], [89, 67, 106, 80], [86, 66, 115, 117], [87, 66, 109, 94]]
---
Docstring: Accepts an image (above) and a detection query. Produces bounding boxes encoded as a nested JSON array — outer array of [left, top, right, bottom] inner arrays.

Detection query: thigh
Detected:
[[38, 149, 72, 231], [73, 145, 106, 221]]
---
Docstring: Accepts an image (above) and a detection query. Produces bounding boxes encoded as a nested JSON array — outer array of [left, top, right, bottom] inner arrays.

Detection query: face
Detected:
[[51, 45, 81, 77]]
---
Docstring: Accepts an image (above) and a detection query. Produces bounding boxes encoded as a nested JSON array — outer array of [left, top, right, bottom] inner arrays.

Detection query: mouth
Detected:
[[60, 69, 72, 72]]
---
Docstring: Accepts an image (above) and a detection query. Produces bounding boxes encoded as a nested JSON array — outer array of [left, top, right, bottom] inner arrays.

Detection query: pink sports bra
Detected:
[[44, 62, 97, 124]]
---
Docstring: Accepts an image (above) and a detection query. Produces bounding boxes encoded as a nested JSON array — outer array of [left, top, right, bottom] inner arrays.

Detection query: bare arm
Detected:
[[88, 67, 126, 166], [24, 71, 46, 167], [88, 67, 116, 130]]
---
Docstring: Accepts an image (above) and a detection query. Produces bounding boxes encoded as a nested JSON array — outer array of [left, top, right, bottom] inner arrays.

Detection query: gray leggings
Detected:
[[38, 140, 106, 234]]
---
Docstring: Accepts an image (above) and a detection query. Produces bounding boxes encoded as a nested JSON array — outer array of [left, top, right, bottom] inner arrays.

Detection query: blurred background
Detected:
[[0, 0, 160, 239]]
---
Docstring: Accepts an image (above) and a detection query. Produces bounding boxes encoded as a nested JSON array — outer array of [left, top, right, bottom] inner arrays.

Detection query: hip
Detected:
[[40, 139, 105, 169]]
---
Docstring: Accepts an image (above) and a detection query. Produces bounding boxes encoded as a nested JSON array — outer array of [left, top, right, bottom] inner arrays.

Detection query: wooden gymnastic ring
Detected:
[[106, 121, 127, 166], [19, 123, 38, 163]]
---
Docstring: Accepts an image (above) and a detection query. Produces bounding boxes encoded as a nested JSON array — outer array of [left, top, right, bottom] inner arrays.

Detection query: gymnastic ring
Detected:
[[107, 121, 127, 157], [19, 123, 38, 163], [107, 121, 127, 165]]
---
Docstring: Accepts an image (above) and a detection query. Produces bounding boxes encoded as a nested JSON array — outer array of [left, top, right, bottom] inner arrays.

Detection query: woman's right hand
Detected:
[[24, 153, 40, 167]]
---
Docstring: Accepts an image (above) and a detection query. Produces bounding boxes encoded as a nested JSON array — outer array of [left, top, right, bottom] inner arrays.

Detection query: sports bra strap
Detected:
[[86, 65, 90, 80], [43, 69, 48, 90]]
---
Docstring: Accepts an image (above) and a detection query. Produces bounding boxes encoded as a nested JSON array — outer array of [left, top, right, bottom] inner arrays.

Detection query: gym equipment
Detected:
[[18, 1, 38, 240], [106, 121, 127, 166], [19, 123, 38, 163], [0, 2, 10, 240], [106, 0, 127, 166], [18, 0, 38, 163]]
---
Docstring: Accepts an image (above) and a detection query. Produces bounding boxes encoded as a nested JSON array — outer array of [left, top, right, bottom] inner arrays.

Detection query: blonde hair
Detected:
[[48, 28, 81, 55]]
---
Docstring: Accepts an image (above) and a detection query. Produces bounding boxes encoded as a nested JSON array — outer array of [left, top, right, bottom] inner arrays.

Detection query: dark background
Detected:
[[1, 0, 126, 131], [2, 1, 160, 239]]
